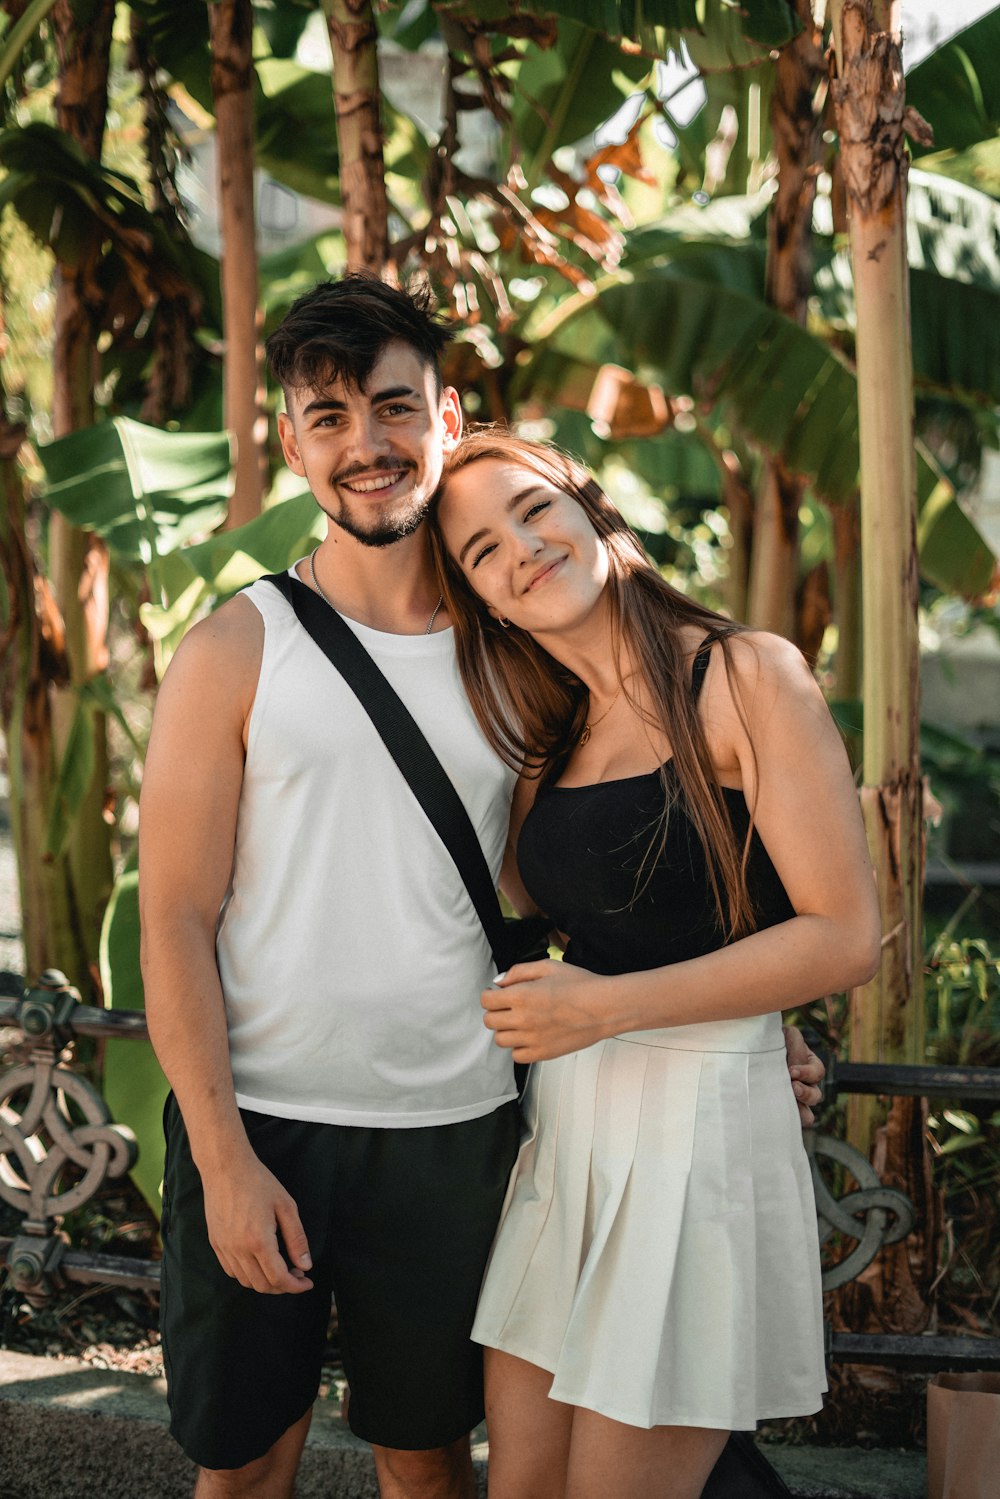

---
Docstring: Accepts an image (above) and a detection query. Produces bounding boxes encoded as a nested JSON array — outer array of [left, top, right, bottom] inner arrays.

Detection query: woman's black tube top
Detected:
[[517, 760, 795, 977]]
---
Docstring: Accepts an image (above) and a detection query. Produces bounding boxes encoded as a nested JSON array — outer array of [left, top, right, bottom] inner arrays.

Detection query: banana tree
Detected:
[[747, 0, 825, 642], [829, 0, 937, 1332], [0, 91, 218, 990], [37, 0, 117, 992], [208, 0, 266, 525], [322, 0, 388, 270], [830, 0, 927, 1067], [0, 331, 85, 986]]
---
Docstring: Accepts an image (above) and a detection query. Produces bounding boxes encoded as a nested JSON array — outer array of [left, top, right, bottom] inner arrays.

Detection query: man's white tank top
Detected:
[[216, 573, 518, 1128]]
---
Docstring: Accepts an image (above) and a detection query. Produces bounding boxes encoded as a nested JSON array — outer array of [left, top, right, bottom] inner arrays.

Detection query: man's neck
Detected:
[[301, 526, 444, 636]]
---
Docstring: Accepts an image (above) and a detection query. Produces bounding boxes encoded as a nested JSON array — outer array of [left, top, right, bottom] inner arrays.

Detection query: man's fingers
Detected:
[[248, 1238, 313, 1294], [275, 1198, 313, 1274], [210, 1224, 313, 1295]]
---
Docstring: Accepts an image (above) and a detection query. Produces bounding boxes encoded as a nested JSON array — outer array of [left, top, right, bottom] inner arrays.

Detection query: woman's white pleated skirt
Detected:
[[471, 1011, 828, 1431]]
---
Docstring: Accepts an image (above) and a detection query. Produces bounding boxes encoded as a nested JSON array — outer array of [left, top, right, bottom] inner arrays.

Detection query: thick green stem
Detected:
[[526, 27, 595, 191], [0, 0, 60, 94]]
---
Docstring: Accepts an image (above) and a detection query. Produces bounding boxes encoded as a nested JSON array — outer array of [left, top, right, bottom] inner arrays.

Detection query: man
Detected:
[[140, 274, 824, 1499]]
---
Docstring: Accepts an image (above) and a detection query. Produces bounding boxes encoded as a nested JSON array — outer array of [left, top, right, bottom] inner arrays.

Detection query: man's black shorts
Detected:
[[160, 1096, 521, 1470]]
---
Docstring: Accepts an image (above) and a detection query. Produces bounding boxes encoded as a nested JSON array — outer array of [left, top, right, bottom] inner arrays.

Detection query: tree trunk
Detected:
[[0, 405, 84, 985], [720, 448, 753, 625], [208, 0, 266, 527], [832, 500, 863, 770], [746, 0, 825, 640], [830, 0, 935, 1333], [831, 0, 927, 1077], [130, 10, 199, 426], [47, 0, 116, 990], [322, 0, 390, 273], [746, 461, 798, 637]]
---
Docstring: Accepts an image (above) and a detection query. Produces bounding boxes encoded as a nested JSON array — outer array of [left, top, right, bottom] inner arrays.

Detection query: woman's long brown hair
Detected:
[[429, 429, 761, 940]]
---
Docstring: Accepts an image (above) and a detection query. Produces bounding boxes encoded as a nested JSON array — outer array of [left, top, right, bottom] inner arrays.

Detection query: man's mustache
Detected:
[[331, 458, 417, 486]]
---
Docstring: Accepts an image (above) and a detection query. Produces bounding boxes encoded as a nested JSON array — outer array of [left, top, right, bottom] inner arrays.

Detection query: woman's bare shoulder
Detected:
[[720, 630, 820, 707]]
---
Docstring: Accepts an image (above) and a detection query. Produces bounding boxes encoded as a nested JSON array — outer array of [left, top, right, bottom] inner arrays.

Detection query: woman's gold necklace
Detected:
[[580, 686, 622, 745], [308, 547, 444, 634]]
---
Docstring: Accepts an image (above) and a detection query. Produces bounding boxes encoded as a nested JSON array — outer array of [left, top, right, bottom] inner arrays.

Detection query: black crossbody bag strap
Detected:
[[264, 570, 546, 973]]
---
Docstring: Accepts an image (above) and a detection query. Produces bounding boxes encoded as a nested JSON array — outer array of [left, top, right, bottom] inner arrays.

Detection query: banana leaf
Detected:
[[511, 19, 651, 169], [139, 491, 324, 671], [38, 418, 233, 565], [462, 0, 798, 57], [906, 8, 1000, 160]]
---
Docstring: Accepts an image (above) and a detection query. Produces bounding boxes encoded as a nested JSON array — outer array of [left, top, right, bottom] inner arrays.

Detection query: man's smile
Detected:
[[335, 461, 413, 497], [341, 471, 409, 494]]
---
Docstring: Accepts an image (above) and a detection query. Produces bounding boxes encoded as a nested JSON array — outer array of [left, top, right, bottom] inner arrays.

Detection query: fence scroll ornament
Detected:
[[804, 1131, 916, 1292], [0, 971, 138, 1303]]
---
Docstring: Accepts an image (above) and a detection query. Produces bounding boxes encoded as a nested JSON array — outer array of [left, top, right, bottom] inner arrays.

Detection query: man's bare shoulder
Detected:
[[167, 594, 262, 677], [156, 594, 265, 725]]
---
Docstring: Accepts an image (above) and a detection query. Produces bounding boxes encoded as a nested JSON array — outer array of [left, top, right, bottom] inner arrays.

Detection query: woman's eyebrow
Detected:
[[457, 484, 545, 564]]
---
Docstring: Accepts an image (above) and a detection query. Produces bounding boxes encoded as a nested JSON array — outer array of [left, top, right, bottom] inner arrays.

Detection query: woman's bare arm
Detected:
[[482, 633, 881, 1061]]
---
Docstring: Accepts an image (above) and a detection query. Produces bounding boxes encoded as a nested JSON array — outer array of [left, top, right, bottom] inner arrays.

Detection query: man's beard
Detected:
[[330, 492, 431, 548]]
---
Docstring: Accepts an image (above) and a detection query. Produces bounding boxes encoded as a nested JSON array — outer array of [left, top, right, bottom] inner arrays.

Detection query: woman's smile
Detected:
[[524, 556, 567, 593]]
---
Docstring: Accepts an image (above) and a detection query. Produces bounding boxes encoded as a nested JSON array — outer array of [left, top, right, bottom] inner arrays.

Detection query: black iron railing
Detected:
[[0, 972, 160, 1304], [1, 971, 999, 1370], [814, 1053, 1000, 1371]]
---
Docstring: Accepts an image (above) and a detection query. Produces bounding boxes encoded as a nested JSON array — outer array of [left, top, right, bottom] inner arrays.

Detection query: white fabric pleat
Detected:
[[472, 1015, 827, 1430]]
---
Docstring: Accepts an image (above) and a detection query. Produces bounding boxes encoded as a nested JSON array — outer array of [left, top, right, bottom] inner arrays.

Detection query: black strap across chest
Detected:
[[262, 570, 547, 973]]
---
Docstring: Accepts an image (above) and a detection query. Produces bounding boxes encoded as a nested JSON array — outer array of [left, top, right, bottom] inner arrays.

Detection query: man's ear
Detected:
[[277, 410, 305, 476], [440, 386, 463, 452]]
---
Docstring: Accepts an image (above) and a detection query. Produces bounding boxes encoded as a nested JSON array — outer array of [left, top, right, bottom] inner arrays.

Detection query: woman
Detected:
[[428, 430, 881, 1499]]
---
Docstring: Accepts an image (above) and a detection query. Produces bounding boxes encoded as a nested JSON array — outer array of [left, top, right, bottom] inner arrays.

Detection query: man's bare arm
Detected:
[[140, 597, 311, 1294]]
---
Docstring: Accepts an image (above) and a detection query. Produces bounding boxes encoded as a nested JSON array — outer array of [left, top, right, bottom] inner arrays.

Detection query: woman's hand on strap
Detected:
[[482, 960, 613, 1062]]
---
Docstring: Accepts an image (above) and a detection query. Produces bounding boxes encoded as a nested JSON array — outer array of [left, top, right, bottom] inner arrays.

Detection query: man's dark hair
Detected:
[[265, 273, 454, 398]]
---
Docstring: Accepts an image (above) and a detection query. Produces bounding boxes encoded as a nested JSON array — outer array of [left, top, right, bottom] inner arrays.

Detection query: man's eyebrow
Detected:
[[300, 384, 419, 419], [457, 484, 545, 565], [371, 384, 420, 403], [300, 395, 346, 418]]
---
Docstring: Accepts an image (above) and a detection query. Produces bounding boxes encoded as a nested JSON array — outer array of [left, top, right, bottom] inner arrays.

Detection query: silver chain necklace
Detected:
[[308, 547, 444, 635]]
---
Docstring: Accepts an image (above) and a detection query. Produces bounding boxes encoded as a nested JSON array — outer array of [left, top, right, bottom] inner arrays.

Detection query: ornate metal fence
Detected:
[[1, 970, 999, 1369], [811, 1056, 1000, 1371], [0, 971, 160, 1305]]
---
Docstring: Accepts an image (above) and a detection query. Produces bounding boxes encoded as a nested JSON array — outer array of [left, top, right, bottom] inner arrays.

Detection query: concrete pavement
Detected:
[[0, 1350, 928, 1499]]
